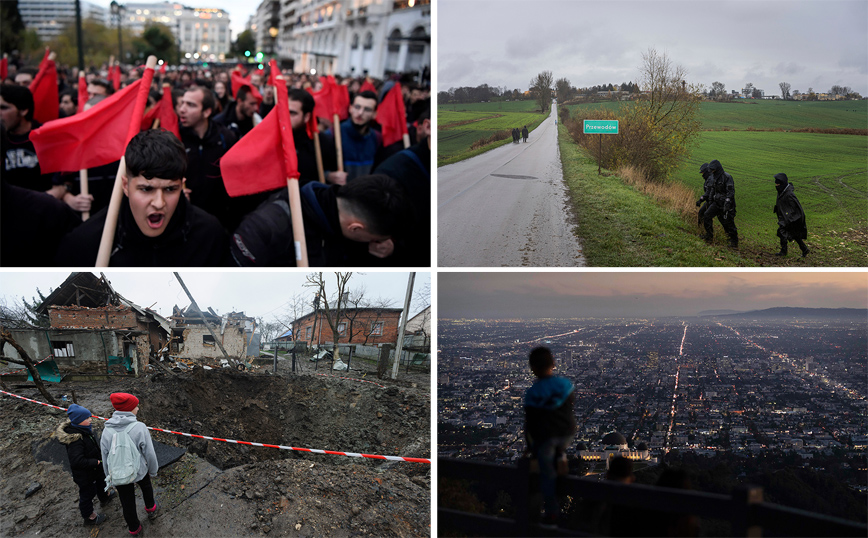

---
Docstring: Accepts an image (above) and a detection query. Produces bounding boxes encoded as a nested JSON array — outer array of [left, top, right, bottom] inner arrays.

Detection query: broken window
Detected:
[[52, 341, 75, 358], [371, 321, 384, 335], [337, 322, 347, 336], [305, 326, 312, 339], [203, 334, 216, 347]]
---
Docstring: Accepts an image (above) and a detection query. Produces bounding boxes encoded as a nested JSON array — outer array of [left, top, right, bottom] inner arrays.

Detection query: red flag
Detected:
[[267, 59, 279, 87], [141, 86, 180, 140], [77, 72, 88, 114], [230, 70, 262, 103], [307, 80, 335, 122], [109, 64, 121, 90], [378, 82, 408, 147], [0, 56, 7, 80], [159, 62, 167, 75], [306, 109, 318, 140], [29, 49, 58, 125], [29, 78, 151, 174], [332, 79, 350, 121], [221, 79, 298, 198], [359, 78, 377, 94]]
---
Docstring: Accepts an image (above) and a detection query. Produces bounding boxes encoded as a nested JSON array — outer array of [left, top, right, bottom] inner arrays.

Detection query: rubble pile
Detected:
[[0, 368, 430, 537]]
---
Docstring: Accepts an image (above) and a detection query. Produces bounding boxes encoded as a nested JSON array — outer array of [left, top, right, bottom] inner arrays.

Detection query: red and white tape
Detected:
[[314, 373, 386, 389], [1, 389, 430, 464], [1, 355, 53, 376]]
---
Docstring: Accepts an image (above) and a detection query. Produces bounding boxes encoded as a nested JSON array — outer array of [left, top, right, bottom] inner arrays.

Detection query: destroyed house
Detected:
[[292, 307, 403, 347], [169, 305, 257, 359], [8, 272, 170, 375]]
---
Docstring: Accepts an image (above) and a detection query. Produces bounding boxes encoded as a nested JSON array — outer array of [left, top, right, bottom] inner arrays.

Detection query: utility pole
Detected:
[[173, 272, 236, 367], [74, 0, 84, 74], [391, 272, 415, 379]]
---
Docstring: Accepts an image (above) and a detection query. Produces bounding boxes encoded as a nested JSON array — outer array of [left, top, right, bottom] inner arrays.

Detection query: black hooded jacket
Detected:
[[55, 194, 229, 266], [230, 182, 373, 267], [774, 174, 807, 240], [708, 161, 735, 208], [56, 421, 105, 485]]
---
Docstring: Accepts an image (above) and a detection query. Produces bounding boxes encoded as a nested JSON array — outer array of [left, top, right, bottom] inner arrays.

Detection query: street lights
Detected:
[[110, 1, 124, 62]]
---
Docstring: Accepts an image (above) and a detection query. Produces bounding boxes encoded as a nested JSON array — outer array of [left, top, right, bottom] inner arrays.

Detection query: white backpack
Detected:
[[104, 422, 140, 491]]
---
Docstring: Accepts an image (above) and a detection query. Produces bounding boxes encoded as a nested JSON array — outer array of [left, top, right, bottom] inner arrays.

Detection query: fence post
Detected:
[[377, 344, 393, 379], [732, 484, 763, 537], [515, 457, 530, 534]]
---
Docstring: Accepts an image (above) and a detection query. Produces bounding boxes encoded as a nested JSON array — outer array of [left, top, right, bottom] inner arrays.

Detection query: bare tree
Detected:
[[342, 286, 397, 346], [710, 81, 726, 100], [529, 70, 554, 113], [1, 326, 59, 405], [304, 272, 353, 369], [779, 82, 791, 100], [744, 82, 754, 97]]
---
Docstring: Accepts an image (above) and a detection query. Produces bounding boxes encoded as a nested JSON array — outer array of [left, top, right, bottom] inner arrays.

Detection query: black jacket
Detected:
[[231, 182, 374, 267], [709, 169, 736, 208], [1, 180, 81, 266], [374, 138, 430, 266], [774, 183, 807, 240], [56, 421, 106, 485], [213, 101, 255, 139], [179, 120, 239, 231], [55, 194, 229, 266]]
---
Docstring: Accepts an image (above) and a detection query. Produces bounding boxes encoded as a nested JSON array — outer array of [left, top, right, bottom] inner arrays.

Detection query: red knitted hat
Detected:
[[110, 393, 139, 412]]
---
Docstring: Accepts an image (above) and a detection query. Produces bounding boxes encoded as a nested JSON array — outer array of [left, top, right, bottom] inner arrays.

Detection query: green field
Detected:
[[557, 99, 868, 266], [438, 100, 548, 166]]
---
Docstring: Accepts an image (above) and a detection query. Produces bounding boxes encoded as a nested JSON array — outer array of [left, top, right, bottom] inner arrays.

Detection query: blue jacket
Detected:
[[328, 120, 384, 181], [525, 376, 577, 444]]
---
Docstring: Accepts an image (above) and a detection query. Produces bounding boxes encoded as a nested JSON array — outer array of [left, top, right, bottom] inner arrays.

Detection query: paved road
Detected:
[[438, 103, 585, 267]]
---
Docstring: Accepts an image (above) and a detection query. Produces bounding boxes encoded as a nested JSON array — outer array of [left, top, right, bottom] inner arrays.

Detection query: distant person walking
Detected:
[[772, 173, 809, 257], [701, 159, 738, 248], [522, 125, 528, 142], [524, 346, 576, 527], [57, 403, 115, 526], [101, 393, 159, 536]]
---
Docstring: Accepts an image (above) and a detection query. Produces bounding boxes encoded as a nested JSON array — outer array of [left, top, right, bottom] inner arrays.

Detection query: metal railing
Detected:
[[438, 458, 867, 537]]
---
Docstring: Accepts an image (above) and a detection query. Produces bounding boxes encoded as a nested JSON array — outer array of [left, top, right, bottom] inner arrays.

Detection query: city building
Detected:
[[577, 432, 659, 471], [18, 0, 108, 41], [119, 2, 232, 62], [273, 0, 430, 81]]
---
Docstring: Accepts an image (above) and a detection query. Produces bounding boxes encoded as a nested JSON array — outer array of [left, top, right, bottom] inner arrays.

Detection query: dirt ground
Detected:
[[0, 362, 431, 537]]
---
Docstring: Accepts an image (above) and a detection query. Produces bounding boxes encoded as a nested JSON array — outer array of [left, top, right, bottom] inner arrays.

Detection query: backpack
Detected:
[[104, 422, 140, 491]]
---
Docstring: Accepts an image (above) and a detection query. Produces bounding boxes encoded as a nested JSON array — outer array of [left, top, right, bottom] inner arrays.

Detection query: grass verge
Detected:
[[557, 124, 850, 267], [438, 112, 549, 167]]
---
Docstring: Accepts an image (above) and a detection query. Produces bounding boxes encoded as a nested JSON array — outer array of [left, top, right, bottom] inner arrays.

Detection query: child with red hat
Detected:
[[100, 393, 159, 536]]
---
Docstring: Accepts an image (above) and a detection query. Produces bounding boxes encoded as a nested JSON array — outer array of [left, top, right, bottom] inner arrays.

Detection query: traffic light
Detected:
[[244, 50, 251, 57]]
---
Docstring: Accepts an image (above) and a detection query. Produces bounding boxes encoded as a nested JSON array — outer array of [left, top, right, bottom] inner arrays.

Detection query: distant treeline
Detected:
[[439, 81, 641, 104]]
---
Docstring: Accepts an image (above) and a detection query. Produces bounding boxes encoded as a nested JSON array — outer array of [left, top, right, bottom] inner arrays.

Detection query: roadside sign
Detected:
[[583, 119, 619, 134]]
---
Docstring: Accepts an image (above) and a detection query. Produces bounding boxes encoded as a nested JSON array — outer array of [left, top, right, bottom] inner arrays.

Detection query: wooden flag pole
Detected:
[[275, 75, 309, 267], [79, 169, 90, 221], [313, 132, 325, 183], [333, 112, 344, 172], [95, 55, 157, 267]]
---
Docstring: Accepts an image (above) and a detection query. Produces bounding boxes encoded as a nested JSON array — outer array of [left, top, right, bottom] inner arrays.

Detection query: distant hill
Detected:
[[717, 307, 867, 321], [698, 309, 745, 317]]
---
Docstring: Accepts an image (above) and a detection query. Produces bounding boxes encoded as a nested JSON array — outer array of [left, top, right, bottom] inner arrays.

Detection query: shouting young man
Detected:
[[55, 129, 228, 266]]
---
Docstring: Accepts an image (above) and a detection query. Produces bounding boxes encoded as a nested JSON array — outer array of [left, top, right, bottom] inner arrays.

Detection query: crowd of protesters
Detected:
[[0, 57, 431, 267]]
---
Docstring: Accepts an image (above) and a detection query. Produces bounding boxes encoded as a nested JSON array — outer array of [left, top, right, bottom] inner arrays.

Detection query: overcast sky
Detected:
[[1, 271, 430, 322], [439, 0, 868, 96], [439, 272, 868, 319]]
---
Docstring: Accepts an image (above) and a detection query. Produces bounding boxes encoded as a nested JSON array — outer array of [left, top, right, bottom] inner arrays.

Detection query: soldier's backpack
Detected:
[[104, 422, 140, 491]]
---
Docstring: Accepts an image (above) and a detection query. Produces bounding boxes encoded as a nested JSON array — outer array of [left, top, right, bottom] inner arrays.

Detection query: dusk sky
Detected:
[[439, 0, 868, 96], [439, 272, 868, 319], [1, 271, 430, 322]]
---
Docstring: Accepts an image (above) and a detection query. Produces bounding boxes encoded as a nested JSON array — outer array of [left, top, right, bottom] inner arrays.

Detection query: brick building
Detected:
[[292, 307, 402, 347], [8, 273, 170, 375], [169, 305, 257, 359]]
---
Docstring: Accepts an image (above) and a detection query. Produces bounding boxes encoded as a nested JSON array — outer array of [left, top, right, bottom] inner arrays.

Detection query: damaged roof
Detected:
[[36, 272, 171, 335]]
